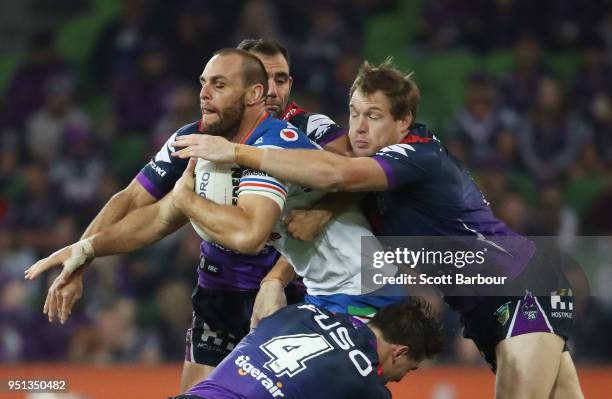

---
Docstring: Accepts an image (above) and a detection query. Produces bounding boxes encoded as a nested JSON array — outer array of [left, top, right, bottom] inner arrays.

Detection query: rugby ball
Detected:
[[191, 158, 240, 241]]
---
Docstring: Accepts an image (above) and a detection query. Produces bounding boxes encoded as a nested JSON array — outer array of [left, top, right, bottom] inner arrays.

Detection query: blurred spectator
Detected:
[[155, 280, 192, 360], [235, 0, 281, 44], [114, 39, 175, 134], [448, 72, 518, 167], [517, 76, 592, 182], [494, 192, 529, 234], [416, 0, 466, 50], [579, 92, 612, 171], [2, 29, 69, 131], [168, 5, 219, 83], [49, 128, 105, 227], [69, 298, 160, 363], [298, 5, 353, 101], [152, 82, 199, 151], [25, 75, 90, 163], [526, 184, 578, 250], [498, 35, 552, 113], [0, 140, 25, 207], [7, 163, 64, 255], [584, 185, 612, 234], [0, 274, 79, 362], [570, 35, 612, 122], [89, 0, 149, 88]]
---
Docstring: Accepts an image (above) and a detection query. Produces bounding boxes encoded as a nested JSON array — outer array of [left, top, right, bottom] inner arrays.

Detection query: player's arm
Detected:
[[237, 146, 389, 192], [250, 256, 297, 329], [25, 193, 188, 281], [172, 159, 281, 255], [91, 194, 187, 256], [80, 178, 157, 239], [285, 192, 362, 241], [172, 135, 389, 192]]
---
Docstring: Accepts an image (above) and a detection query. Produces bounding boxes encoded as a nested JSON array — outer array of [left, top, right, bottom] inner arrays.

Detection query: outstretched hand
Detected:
[[24, 239, 94, 283], [44, 268, 85, 324]]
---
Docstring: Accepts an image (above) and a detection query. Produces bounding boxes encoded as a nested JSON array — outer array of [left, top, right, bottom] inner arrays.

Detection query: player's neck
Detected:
[[232, 106, 267, 143], [369, 326, 391, 364]]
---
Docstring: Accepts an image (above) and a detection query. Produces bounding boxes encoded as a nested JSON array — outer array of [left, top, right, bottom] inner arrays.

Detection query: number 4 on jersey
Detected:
[[260, 334, 334, 377]]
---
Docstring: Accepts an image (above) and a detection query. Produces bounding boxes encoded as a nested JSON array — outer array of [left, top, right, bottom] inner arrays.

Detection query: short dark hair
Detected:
[[213, 48, 269, 95], [350, 58, 420, 121], [237, 38, 291, 67], [369, 298, 443, 362]]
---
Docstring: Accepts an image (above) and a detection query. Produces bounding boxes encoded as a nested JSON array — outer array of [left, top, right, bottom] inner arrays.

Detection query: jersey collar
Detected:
[[400, 122, 433, 144], [239, 112, 270, 144]]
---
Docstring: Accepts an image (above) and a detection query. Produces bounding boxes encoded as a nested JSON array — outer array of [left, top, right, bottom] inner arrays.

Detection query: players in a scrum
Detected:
[[173, 59, 584, 399]]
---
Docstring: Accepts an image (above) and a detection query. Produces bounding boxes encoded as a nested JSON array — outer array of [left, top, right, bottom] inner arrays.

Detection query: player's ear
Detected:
[[246, 83, 265, 106], [398, 112, 412, 132], [391, 345, 409, 363]]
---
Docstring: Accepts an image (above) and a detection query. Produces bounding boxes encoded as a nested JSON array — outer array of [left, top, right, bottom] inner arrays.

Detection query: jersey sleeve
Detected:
[[237, 122, 317, 210], [136, 125, 193, 199], [285, 103, 346, 146], [371, 142, 441, 189], [238, 168, 288, 210]]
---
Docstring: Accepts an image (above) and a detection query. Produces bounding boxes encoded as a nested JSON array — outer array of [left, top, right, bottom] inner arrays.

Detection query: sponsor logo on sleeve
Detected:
[[280, 129, 298, 142]]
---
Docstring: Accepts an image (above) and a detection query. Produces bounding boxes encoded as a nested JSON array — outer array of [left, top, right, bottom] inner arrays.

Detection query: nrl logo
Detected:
[[494, 302, 510, 325]]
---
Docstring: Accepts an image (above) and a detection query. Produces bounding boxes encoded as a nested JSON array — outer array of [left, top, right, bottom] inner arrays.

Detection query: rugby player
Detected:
[[169, 60, 584, 399], [35, 40, 349, 391], [170, 300, 443, 399]]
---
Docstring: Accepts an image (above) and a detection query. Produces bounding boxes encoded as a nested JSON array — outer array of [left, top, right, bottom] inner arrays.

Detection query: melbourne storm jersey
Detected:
[[282, 101, 346, 146], [369, 123, 535, 313], [186, 304, 391, 399]]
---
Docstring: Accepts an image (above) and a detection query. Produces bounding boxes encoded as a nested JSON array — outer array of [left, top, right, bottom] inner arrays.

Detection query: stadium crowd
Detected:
[[1, 0, 612, 365]]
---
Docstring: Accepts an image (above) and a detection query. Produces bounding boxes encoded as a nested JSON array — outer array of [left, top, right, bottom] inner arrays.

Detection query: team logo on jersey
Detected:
[[521, 299, 538, 321], [280, 129, 298, 142], [154, 132, 178, 163], [378, 144, 415, 157], [306, 114, 336, 141], [494, 302, 511, 326]]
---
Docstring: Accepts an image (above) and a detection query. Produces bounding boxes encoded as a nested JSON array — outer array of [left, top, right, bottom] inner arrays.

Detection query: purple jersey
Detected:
[[368, 123, 536, 313], [282, 102, 346, 146], [187, 304, 390, 399]]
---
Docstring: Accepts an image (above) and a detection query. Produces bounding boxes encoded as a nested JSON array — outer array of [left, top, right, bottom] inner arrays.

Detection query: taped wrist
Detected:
[[63, 239, 95, 274]]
